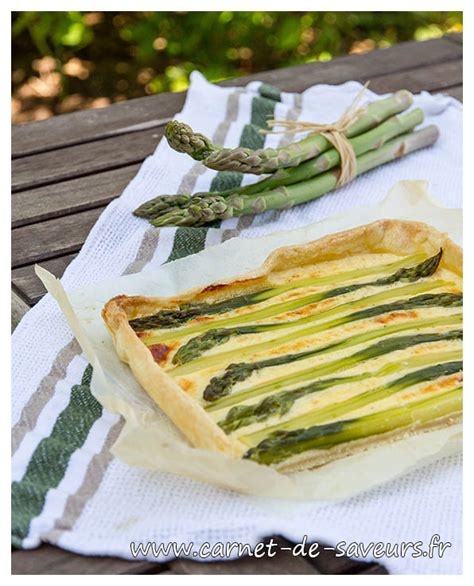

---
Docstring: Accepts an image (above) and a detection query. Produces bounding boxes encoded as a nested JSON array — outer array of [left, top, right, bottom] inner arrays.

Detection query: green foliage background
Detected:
[[12, 11, 462, 123]]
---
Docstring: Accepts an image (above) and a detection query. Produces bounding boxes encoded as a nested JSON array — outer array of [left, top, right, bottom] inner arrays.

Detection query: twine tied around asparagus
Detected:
[[260, 82, 370, 186]]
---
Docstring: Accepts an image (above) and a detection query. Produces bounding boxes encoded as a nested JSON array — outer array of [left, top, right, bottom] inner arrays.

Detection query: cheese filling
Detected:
[[129, 250, 463, 463]]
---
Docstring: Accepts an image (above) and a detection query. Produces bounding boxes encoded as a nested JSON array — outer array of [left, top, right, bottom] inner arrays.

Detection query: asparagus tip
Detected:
[[165, 120, 216, 160], [394, 89, 414, 107]]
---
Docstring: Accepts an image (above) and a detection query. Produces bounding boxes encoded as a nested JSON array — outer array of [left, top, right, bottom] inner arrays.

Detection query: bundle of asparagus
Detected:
[[134, 89, 439, 228]]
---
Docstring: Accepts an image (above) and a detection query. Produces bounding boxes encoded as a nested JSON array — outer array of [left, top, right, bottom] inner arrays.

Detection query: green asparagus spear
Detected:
[[168, 251, 444, 375], [202, 319, 462, 405], [165, 120, 219, 160], [131, 252, 426, 335], [134, 193, 202, 219], [135, 107, 423, 220], [171, 283, 433, 364], [164, 90, 413, 173], [172, 326, 262, 366], [235, 357, 462, 439], [172, 292, 461, 366], [237, 108, 424, 195], [177, 282, 447, 375], [244, 386, 462, 465], [134, 250, 441, 335], [151, 126, 439, 227]]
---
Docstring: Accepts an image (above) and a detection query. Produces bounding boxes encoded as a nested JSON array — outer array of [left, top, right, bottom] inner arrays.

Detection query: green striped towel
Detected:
[[12, 71, 462, 573]]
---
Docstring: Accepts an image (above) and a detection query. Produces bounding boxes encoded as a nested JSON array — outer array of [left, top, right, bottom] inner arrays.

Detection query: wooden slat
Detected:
[[11, 70, 464, 303], [12, 95, 183, 159], [358, 564, 390, 574], [12, 164, 140, 228], [11, 289, 30, 331], [12, 208, 104, 268], [11, 545, 168, 575], [312, 546, 371, 574], [12, 128, 162, 193], [219, 37, 461, 93], [11, 59, 462, 229], [444, 32, 463, 45], [369, 59, 462, 95], [11, 537, 388, 575], [440, 85, 463, 101], [170, 537, 320, 575], [12, 253, 77, 305], [170, 555, 318, 574], [166, 536, 369, 574], [12, 36, 461, 159]]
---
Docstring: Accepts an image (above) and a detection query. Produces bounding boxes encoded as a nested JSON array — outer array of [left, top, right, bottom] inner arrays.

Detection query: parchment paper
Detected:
[[36, 180, 462, 500]]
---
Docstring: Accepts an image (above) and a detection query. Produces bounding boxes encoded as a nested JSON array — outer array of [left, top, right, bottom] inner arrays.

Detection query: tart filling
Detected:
[[103, 220, 463, 471]]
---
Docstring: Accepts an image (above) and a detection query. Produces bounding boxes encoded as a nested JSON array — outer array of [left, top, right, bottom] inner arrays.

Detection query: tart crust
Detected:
[[102, 219, 463, 471]]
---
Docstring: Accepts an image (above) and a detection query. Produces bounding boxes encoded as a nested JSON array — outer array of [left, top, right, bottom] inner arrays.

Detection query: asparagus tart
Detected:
[[102, 220, 462, 472]]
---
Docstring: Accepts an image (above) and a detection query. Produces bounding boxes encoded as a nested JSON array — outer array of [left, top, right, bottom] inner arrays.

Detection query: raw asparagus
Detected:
[[165, 90, 414, 173], [237, 108, 424, 195], [165, 120, 218, 160], [134, 107, 423, 219], [150, 126, 440, 228]]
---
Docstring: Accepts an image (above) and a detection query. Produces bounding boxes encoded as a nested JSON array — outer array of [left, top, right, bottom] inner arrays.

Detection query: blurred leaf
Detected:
[[11, 10, 462, 123], [61, 22, 86, 46]]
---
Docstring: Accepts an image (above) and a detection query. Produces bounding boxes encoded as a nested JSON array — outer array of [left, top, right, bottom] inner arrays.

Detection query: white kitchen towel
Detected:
[[12, 71, 462, 574]]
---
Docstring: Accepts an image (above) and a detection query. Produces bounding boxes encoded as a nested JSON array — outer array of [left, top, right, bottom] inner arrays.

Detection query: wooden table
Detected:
[[12, 34, 462, 574]]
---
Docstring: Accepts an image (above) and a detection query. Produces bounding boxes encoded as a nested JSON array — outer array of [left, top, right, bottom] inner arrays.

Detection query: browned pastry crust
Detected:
[[102, 219, 463, 471]]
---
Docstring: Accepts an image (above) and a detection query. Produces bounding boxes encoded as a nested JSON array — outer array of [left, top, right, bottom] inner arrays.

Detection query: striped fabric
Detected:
[[12, 75, 291, 548], [11, 72, 463, 574]]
